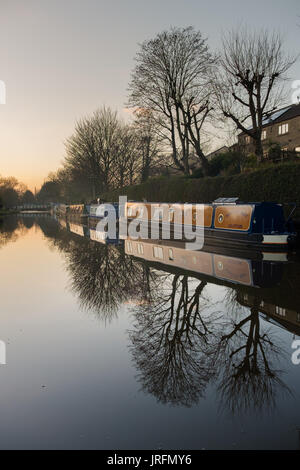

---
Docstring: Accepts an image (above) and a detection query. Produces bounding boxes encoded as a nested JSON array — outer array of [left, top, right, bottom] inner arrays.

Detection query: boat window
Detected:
[[137, 206, 144, 218], [137, 243, 144, 255], [168, 209, 174, 222], [153, 246, 164, 260], [153, 208, 163, 221]]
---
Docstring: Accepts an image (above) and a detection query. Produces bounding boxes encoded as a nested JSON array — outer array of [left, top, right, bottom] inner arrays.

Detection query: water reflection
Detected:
[[39, 218, 164, 321], [129, 276, 219, 407], [3, 215, 300, 416], [217, 292, 290, 415], [0, 216, 24, 248]]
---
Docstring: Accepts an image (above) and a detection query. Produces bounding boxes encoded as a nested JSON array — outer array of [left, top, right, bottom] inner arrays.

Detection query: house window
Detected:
[[278, 123, 289, 135], [245, 136, 251, 144], [275, 306, 286, 317], [262, 130, 267, 140], [168, 248, 174, 260], [126, 241, 132, 253]]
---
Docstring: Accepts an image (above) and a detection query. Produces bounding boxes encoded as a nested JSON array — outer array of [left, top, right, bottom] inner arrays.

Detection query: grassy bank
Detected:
[[0, 209, 19, 216]]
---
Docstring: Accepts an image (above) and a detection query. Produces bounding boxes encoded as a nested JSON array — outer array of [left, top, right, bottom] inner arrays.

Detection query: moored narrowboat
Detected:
[[55, 203, 88, 222], [125, 198, 297, 251], [86, 203, 119, 219]]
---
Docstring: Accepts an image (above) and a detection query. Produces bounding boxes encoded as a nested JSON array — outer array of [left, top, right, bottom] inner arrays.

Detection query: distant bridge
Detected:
[[15, 203, 52, 212]]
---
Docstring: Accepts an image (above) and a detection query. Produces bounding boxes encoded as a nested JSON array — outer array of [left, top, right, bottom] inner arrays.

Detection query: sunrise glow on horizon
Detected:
[[1, 0, 300, 191]]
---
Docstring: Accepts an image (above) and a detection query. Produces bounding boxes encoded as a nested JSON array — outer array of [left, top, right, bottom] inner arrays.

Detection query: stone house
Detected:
[[238, 103, 300, 158]]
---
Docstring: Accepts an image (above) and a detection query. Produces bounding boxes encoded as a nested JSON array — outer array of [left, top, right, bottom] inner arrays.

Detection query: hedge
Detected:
[[101, 162, 300, 215]]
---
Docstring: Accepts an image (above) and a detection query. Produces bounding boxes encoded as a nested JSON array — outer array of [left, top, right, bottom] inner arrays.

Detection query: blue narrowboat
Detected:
[[125, 198, 297, 251]]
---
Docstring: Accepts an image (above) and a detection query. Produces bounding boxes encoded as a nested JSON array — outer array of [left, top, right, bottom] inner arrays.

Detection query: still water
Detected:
[[0, 214, 300, 450]]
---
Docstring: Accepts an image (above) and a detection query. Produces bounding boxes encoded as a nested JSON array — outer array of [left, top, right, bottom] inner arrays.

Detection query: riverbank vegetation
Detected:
[[0, 175, 35, 210], [100, 161, 300, 216]]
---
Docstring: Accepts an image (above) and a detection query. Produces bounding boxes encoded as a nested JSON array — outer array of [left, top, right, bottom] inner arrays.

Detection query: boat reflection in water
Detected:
[[50, 216, 300, 412], [124, 238, 286, 288], [55, 216, 300, 335]]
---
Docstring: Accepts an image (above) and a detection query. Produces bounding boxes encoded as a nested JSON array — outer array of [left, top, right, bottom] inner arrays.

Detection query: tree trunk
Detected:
[[254, 138, 263, 161], [194, 142, 210, 176]]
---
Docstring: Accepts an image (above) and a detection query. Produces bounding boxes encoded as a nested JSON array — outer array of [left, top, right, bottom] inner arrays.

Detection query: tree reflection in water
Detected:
[[129, 274, 221, 407], [129, 275, 291, 412], [41, 226, 165, 322], [34, 217, 293, 413], [66, 243, 163, 322], [216, 290, 291, 415], [0, 216, 30, 249]]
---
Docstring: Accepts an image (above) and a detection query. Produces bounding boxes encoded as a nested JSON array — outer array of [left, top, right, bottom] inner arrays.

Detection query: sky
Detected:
[[0, 0, 300, 191]]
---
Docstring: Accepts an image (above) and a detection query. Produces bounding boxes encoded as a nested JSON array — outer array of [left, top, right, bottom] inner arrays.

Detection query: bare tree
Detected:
[[132, 109, 160, 182], [112, 123, 138, 188], [64, 107, 121, 198], [214, 28, 296, 159], [128, 26, 216, 175]]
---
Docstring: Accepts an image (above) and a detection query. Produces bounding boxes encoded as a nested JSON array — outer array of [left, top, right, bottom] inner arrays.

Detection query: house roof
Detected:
[[240, 103, 300, 134], [206, 145, 229, 158], [271, 103, 300, 124]]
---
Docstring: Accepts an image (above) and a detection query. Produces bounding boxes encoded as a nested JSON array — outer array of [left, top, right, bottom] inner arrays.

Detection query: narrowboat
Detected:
[[125, 198, 297, 251], [55, 203, 69, 217], [86, 203, 119, 219], [55, 203, 88, 220]]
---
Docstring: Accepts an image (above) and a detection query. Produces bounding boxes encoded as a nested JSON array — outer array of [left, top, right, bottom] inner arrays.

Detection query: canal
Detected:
[[0, 215, 300, 449]]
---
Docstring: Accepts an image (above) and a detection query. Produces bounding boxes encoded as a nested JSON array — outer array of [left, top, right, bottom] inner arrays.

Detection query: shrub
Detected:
[[268, 143, 282, 161]]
